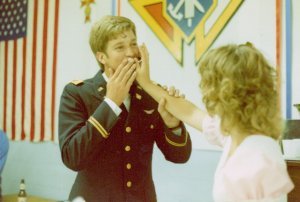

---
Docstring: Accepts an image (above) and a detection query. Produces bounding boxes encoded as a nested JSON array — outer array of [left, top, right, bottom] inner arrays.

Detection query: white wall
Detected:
[[291, 0, 300, 118]]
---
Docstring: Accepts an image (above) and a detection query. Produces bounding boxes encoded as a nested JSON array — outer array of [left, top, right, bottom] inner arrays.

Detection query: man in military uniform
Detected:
[[58, 15, 191, 202]]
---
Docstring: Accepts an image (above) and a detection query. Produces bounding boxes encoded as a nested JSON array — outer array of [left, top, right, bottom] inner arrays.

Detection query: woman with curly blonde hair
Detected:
[[135, 43, 294, 201]]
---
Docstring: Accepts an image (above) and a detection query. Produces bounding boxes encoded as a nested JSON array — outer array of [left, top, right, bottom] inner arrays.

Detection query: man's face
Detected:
[[97, 29, 139, 73]]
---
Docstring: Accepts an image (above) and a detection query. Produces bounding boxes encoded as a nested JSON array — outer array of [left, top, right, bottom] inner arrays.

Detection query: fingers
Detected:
[[174, 89, 180, 97], [134, 57, 142, 67], [117, 59, 135, 81], [135, 44, 151, 85], [157, 97, 181, 128], [110, 58, 136, 85], [106, 59, 136, 105], [168, 86, 175, 96], [138, 43, 149, 66], [108, 68, 114, 78], [127, 71, 137, 88], [123, 63, 137, 88], [157, 97, 166, 114], [161, 85, 185, 98], [111, 58, 128, 79]]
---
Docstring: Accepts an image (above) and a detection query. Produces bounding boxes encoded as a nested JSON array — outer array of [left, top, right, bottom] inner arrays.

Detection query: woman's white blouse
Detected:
[[202, 115, 294, 202]]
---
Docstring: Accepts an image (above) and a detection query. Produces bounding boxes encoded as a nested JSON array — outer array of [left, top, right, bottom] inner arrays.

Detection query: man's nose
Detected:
[[126, 47, 138, 57]]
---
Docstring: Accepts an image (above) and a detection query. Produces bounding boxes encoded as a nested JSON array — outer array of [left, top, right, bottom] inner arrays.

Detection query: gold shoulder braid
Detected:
[[70, 80, 84, 85]]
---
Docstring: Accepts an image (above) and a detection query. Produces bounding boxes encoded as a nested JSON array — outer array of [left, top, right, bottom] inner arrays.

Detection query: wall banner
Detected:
[[129, 0, 244, 65]]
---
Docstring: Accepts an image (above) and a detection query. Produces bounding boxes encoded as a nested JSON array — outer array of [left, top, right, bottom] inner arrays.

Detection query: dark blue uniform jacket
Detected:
[[58, 71, 191, 202]]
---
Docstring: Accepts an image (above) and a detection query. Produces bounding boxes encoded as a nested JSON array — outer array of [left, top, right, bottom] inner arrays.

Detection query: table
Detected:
[[2, 194, 57, 202], [286, 160, 300, 202]]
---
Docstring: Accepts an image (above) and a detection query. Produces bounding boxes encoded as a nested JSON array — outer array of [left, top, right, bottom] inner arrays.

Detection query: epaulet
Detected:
[[70, 80, 84, 86]]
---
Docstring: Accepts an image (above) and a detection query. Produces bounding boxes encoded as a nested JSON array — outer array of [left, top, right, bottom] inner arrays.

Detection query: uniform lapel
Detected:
[[91, 70, 107, 100], [127, 84, 157, 122]]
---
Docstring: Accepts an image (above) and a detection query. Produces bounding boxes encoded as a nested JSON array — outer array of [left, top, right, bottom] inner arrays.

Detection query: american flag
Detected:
[[0, 0, 60, 142]]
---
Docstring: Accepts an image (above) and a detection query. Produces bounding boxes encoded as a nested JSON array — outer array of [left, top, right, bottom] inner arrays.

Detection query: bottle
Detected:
[[17, 179, 27, 202]]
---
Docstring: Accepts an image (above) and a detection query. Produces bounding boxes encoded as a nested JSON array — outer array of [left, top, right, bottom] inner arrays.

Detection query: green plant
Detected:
[[293, 104, 300, 112]]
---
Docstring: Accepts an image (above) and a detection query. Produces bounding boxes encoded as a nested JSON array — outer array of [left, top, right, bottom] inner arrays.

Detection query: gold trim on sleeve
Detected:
[[165, 131, 188, 147], [88, 116, 109, 138]]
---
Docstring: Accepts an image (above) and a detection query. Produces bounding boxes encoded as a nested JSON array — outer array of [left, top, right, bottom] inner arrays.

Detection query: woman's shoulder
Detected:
[[228, 135, 286, 173], [240, 135, 284, 164], [222, 135, 294, 199]]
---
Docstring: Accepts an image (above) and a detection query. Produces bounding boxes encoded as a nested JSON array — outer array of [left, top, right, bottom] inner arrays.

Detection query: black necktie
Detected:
[[129, 83, 136, 95]]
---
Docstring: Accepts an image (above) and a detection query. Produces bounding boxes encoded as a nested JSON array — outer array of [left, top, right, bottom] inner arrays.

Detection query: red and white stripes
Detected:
[[0, 0, 60, 142]]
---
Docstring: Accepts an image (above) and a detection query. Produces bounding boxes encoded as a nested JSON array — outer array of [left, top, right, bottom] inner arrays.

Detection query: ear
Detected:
[[96, 52, 106, 65]]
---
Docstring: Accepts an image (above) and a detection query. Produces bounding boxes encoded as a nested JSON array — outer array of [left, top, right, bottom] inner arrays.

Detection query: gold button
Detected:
[[97, 86, 104, 92], [126, 163, 132, 169], [125, 127, 131, 133], [150, 124, 154, 129], [127, 181, 132, 187], [125, 145, 131, 152]]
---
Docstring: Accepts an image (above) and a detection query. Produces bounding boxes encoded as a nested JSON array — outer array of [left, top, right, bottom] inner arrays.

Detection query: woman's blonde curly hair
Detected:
[[199, 43, 282, 140]]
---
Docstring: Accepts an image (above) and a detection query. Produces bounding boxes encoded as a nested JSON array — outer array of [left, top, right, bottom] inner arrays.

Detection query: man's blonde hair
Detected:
[[89, 15, 136, 69], [199, 43, 282, 139]]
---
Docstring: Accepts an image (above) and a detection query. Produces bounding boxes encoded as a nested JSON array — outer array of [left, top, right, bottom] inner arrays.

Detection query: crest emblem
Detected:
[[129, 0, 244, 65]]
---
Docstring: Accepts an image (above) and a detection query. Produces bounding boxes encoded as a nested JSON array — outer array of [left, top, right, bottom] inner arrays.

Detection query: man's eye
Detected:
[[116, 46, 124, 50]]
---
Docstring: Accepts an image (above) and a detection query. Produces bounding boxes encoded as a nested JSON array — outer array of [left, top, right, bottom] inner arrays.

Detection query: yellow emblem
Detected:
[[129, 0, 244, 65]]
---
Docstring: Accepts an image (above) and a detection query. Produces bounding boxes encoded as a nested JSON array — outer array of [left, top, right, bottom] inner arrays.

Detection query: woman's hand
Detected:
[[136, 43, 151, 86]]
